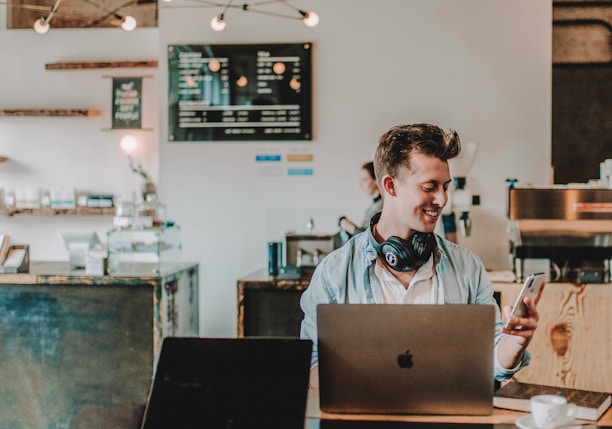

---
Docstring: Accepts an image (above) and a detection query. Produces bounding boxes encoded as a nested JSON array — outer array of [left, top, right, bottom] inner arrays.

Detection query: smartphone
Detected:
[[504, 272, 546, 329]]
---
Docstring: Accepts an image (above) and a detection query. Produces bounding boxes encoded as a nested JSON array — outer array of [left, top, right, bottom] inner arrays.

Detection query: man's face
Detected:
[[392, 153, 452, 233]]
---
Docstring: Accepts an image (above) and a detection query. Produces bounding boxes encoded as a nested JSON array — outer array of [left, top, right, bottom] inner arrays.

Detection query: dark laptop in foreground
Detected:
[[317, 303, 495, 416], [141, 336, 312, 429]]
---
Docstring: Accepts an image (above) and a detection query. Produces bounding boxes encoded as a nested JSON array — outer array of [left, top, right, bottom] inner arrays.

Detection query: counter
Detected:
[[0, 261, 199, 429], [236, 269, 612, 393], [304, 389, 612, 426], [237, 267, 311, 337]]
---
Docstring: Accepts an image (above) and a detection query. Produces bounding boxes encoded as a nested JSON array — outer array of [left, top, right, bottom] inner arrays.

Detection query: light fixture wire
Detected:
[[77, 0, 137, 30], [190, 0, 319, 31]]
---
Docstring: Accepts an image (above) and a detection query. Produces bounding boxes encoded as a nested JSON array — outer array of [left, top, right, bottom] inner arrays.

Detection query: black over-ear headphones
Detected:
[[368, 213, 436, 272]]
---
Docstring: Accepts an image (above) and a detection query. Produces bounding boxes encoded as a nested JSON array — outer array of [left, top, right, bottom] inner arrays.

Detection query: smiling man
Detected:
[[300, 123, 540, 389]]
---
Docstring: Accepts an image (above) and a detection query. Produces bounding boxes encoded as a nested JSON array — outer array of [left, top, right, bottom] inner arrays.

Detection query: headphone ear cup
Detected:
[[411, 232, 436, 261], [379, 236, 412, 271], [377, 233, 436, 272]]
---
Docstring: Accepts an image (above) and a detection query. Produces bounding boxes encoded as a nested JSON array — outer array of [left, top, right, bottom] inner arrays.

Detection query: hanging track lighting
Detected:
[[79, 0, 138, 31], [33, 0, 62, 34], [117, 13, 137, 31], [202, 0, 319, 32]]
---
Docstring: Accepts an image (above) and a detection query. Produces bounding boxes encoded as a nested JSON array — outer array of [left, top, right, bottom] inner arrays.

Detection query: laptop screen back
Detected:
[[317, 304, 495, 416], [141, 337, 312, 429]]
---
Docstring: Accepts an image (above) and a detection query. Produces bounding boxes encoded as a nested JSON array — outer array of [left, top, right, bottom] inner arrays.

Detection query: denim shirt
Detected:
[[299, 228, 530, 381]]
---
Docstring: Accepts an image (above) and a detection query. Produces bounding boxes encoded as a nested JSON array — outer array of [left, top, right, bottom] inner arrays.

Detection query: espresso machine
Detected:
[[507, 185, 612, 283], [284, 232, 341, 278]]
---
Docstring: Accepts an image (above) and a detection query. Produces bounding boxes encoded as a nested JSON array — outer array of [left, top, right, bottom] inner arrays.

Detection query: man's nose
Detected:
[[433, 188, 448, 207]]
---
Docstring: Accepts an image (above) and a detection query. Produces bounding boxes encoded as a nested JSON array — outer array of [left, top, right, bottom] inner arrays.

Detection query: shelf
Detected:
[[45, 61, 158, 70], [1, 207, 115, 217], [0, 109, 101, 117]]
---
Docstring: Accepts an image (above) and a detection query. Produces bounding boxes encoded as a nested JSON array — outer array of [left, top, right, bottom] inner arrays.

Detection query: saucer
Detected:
[[515, 414, 581, 429]]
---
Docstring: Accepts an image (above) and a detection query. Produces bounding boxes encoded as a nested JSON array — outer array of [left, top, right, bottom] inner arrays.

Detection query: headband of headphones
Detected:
[[368, 212, 436, 272]]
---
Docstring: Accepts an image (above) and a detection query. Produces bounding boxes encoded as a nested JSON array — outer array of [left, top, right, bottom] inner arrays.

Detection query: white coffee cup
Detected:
[[530, 394, 577, 428]]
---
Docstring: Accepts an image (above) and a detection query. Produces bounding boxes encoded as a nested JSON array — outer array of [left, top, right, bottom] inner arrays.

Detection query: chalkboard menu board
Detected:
[[168, 43, 312, 142]]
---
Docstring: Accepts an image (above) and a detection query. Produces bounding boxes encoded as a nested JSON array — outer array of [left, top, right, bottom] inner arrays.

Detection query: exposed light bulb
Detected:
[[121, 15, 137, 31], [33, 18, 50, 34], [120, 134, 138, 154], [302, 11, 319, 27], [210, 15, 226, 31]]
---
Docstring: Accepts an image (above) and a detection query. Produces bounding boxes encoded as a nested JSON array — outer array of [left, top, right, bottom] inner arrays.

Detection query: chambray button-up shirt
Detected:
[[299, 227, 530, 381]]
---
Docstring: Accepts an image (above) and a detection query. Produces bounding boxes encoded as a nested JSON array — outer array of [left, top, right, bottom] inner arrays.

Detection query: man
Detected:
[[300, 123, 540, 388]]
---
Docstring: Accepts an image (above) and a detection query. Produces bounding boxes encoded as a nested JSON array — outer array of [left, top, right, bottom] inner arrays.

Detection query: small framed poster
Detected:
[[168, 43, 312, 142], [112, 77, 142, 129]]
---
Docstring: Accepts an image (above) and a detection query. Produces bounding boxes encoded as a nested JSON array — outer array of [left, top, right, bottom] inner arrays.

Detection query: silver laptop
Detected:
[[317, 304, 495, 416]]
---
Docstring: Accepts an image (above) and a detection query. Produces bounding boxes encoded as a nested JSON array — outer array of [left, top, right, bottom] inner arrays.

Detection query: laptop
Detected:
[[140, 337, 313, 429], [317, 304, 495, 416]]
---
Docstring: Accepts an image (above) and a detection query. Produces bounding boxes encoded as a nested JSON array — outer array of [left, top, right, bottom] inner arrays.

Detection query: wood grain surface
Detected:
[[495, 282, 612, 393]]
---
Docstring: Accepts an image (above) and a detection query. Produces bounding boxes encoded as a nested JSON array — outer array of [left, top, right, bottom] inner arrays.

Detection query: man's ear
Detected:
[[381, 175, 396, 197]]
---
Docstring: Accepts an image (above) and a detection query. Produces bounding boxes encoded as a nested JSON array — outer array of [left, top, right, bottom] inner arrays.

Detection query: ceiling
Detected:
[[5, 0, 318, 31], [7, 0, 157, 29]]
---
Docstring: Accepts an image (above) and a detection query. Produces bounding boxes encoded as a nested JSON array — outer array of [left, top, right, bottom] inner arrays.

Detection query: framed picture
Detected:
[[112, 77, 142, 130], [168, 43, 312, 142]]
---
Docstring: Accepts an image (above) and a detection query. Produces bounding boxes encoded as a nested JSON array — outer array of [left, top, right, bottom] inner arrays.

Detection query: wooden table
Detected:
[[305, 389, 612, 426]]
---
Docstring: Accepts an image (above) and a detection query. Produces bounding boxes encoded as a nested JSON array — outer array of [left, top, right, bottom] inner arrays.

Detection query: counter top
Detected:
[[0, 260, 198, 285], [305, 388, 612, 425], [238, 267, 313, 285]]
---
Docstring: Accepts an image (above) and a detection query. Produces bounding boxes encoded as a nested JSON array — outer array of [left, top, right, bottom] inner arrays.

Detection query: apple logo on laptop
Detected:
[[397, 350, 414, 368]]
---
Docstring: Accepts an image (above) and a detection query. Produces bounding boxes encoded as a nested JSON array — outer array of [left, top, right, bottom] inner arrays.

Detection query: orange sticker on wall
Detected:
[[287, 154, 314, 162]]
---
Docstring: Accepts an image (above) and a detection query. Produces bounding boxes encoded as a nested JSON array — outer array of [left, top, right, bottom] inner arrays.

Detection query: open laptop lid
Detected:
[[141, 337, 312, 429], [317, 304, 495, 416]]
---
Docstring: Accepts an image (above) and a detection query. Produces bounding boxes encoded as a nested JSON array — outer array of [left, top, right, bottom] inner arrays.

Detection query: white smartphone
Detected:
[[504, 272, 546, 329]]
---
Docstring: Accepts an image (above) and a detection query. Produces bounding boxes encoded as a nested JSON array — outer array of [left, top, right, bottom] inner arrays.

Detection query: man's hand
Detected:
[[339, 217, 356, 235], [497, 295, 541, 369]]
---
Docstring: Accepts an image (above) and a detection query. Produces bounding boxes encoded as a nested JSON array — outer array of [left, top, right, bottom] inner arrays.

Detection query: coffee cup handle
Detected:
[[566, 403, 577, 418]]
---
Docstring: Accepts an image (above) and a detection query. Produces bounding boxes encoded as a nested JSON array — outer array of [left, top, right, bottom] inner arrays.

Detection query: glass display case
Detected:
[[107, 225, 181, 275]]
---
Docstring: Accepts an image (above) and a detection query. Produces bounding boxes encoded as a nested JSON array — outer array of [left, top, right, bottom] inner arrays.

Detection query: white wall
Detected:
[[0, 28, 159, 257], [159, 0, 552, 336], [0, 1, 552, 337]]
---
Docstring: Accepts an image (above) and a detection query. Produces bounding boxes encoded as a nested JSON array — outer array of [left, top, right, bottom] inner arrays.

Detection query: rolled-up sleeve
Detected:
[[299, 263, 330, 368]]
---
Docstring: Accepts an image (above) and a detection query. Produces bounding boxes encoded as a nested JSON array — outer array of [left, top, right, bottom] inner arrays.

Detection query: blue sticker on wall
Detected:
[[287, 168, 313, 176], [255, 155, 282, 162]]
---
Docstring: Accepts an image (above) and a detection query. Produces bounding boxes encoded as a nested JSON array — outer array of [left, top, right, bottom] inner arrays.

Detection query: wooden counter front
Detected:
[[237, 268, 311, 337], [0, 261, 199, 429]]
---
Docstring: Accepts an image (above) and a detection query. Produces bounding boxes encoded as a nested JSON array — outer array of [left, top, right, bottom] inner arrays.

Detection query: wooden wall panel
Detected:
[[495, 282, 612, 393]]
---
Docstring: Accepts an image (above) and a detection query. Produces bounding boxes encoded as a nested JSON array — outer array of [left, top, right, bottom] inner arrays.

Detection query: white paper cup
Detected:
[[530, 394, 577, 428]]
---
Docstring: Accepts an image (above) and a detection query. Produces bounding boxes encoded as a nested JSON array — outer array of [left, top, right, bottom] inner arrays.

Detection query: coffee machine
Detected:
[[507, 185, 612, 283]]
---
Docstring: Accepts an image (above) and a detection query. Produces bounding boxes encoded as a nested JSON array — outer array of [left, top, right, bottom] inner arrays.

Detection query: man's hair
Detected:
[[361, 161, 376, 180], [374, 123, 461, 187]]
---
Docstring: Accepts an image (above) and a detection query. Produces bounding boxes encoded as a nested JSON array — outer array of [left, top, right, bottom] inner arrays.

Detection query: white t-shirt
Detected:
[[373, 254, 438, 304]]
